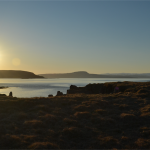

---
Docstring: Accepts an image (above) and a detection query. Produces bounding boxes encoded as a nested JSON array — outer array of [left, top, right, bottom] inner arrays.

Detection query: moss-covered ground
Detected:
[[0, 91, 150, 149]]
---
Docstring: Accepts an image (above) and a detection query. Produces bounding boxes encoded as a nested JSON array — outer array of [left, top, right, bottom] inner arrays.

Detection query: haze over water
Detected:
[[0, 78, 150, 98]]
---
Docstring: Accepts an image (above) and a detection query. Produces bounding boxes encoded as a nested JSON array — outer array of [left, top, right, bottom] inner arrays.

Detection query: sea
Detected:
[[0, 78, 150, 98]]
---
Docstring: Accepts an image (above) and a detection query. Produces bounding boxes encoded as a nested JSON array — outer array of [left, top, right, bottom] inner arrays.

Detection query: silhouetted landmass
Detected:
[[67, 81, 150, 94], [0, 70, 44, 78], [0, 86, 8, 89], [0, 81, 150, 149], [39, 71, 150, 78]]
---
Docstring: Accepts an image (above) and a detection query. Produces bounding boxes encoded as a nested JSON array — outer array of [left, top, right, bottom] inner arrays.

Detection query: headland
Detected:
[[0, 70, 44, 78]]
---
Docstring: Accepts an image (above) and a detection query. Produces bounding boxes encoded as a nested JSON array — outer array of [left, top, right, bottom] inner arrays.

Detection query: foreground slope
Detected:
[[0, 70, 44, 78], [0, 86, 150, 149]]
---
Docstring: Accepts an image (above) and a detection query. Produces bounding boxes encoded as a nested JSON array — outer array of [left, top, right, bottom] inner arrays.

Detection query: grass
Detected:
[[0, 89, 150, 149]]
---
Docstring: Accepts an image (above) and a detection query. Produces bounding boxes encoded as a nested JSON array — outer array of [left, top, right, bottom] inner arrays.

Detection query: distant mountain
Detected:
[[0, 70, 44, 78], [39, 71, 150, 78]]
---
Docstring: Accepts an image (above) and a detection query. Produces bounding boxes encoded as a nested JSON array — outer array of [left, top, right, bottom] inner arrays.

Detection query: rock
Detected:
[[67, 89, 77, 94], [67, 90, 69, 94], [66, 82, 150, 95], [56, 91, 63, 96], [9, 91, 13, 97], [48, 94, 53, 97], [0, 94, 6, 96], [70, 85, 78, 90]]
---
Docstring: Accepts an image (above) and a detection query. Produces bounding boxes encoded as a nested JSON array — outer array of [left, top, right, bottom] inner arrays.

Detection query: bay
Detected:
[[0, 78, 150, 98]]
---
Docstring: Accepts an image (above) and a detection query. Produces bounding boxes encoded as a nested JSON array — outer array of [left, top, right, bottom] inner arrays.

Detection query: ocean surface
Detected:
[[0, 78, 150, 98]]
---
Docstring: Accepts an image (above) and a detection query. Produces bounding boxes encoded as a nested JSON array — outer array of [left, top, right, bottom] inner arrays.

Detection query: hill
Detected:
[[39, 71, 150, 78], [0, 70, 44, 78]]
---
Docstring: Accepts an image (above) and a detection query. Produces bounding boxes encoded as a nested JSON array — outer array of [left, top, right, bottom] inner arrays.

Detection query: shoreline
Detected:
[[0, 86, 8, 89], [1, 80, 150, 97]]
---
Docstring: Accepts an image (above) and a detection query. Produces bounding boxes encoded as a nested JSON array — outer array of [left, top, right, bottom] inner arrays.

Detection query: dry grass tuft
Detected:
[[74, 104, 90, 111], [0, 134, 22, 148], [95, 109, 106, 114], [140, 105, 150, 116], [140, 112, 150, 116], [63, 118, 77, 125], [120, 113, 135, 118], [24, 120, 45, 128], [74, 111, 90, 119], [98, 136, 119, 148], [119, 104, 129, 109], [62, 127, 83, 138], [140, 104, 150, 112], [39, 113, 56, 119], [21, 134, 36, 141], [121, 136, 129, 140], [135, 138, 150, 148], [28, 142, 59, 149]]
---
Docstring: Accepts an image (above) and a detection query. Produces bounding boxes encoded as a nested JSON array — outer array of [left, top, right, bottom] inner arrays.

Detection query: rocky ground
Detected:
[[0, 82, 150, 149], [0, 86, 8, 89]]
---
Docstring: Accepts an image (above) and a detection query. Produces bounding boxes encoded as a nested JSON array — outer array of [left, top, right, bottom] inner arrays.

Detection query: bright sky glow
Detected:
[[12, 58, 21, 66], [0, 1, 150, 74]]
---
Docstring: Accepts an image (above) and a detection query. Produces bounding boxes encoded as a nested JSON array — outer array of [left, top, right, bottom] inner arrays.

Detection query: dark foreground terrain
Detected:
[[0, 82, 150, 149]]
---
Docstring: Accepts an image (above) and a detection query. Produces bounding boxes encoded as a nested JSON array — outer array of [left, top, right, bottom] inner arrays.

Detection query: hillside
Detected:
[[0, 70, 44, 78], [0, 81, 150, 149], [39, 71, 150, 78]]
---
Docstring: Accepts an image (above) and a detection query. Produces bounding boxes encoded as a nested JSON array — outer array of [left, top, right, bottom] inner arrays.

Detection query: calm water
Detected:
[[0, 78, 150, 98]]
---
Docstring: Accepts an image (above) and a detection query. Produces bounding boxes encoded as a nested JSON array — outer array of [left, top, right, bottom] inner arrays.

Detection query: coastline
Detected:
[[0, 86, 8, 89]]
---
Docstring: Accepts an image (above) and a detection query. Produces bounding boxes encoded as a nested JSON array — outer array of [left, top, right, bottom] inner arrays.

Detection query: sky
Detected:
[[0, 0, 150, 74]]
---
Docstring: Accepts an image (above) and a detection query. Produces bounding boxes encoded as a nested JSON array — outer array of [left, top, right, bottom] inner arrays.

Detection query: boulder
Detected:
[[0, 94, 6, 96], [56, 91, 63, 96], [48, 94, 53, 97], [70, 85, 78, 90], [9, 91, 13, 97]]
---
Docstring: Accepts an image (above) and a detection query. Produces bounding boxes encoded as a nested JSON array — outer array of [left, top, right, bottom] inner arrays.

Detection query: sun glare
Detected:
[[0, 45, 4, 60], [12, 58, 21, 66], [0, 51, 2, 61]]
